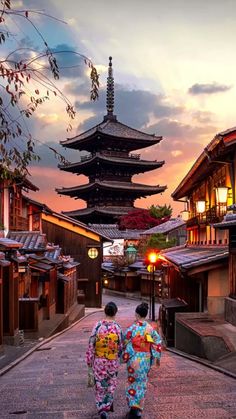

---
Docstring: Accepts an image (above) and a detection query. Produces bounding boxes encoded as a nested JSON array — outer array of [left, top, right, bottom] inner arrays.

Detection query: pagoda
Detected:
[[56, 57, 166, 224]]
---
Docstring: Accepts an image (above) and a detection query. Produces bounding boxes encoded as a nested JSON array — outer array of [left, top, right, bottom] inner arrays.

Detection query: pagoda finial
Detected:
[[106, 56, 114, 116]]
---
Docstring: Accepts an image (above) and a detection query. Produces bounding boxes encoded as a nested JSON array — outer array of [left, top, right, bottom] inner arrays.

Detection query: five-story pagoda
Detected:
[[56, 57, 166, 224]]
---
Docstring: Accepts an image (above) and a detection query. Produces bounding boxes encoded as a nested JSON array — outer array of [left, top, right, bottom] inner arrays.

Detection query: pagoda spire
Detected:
[[106, 56, 115, 117]]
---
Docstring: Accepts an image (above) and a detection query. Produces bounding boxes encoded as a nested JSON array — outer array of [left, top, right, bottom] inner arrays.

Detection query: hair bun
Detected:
[[135, 302, 149, 318]]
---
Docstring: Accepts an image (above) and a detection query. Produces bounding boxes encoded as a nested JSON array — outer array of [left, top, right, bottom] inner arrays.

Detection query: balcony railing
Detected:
[[81, 152, 141, 162], [9, 215, 28, 231], [186, 205, 225, 227]]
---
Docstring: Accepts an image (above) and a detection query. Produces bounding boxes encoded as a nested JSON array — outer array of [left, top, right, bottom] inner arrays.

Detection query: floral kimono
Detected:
[[86, 319, 123, 413], [123, 321, 162, 412]]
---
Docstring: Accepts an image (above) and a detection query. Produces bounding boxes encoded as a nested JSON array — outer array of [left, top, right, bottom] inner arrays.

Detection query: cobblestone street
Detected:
[[0, 295, 235, 418]]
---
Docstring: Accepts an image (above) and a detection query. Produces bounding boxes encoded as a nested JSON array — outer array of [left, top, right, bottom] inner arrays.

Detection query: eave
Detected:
[[60, 118, 162, 152], [161, 245, 228, 275], [63, 206, 134, 218], [172, 127, 236, 200], [41, 211, 111, 242], [58, 155, 165, 174], [56, 181, 167, 198]]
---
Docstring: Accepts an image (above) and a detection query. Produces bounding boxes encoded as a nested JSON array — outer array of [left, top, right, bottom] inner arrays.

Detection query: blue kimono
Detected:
[[123, 320, 162, 411]]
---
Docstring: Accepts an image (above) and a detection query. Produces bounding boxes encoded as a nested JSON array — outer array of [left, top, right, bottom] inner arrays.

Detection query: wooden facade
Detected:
[[41, 212, 104, 307], [2, 262, 20, 345], [163, 127, 236, 319]]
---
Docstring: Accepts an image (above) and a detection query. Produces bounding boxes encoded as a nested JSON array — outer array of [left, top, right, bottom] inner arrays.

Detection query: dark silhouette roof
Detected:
[[60, 118, 162, 150], [63, 206, 133, 218], [56, 180, 166, 198], [59, 153, 164, 174], [7, 231, 47, 251]]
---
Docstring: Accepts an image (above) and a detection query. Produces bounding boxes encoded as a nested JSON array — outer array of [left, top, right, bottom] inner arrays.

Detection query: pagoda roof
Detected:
[[61, 57, 162, 153], [60, 116, 162, 151], [56, 180, 166, 198], [59, 153, 164, 174], [63, 206, 134, 218]]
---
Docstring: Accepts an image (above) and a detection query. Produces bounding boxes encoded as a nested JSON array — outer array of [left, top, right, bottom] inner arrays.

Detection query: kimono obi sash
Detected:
[[131, 333, 154, 352], [95, 332, 119, 360]]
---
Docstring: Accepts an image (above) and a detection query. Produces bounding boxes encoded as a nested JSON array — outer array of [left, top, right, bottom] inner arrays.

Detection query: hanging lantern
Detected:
[[88, 247, 99, 259], [215, 186, 228, 204], [181, 210, 189, 221], [196, 200, 205, 214]]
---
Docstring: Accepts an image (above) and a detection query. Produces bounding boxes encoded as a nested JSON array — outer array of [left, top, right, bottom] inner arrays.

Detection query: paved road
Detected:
[[0, 295, 235, 418]]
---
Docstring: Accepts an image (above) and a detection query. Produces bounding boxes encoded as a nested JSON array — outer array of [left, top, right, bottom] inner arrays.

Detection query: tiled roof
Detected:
[[29, 261, 54, 272], [42, 210, 112, 242], [7, 231, 47, 251], [57, 180, 166, 197], [213, 212, 236, 229], [0, 238, 23, 249], [161, 245, 228, 272], [88, 224, 145, 239], [59, 154, 164, 173], [141, 218, 186, 235], [61, 117, 162, 147], [45, 245, 62, 260], [63, 206, 133, 218]]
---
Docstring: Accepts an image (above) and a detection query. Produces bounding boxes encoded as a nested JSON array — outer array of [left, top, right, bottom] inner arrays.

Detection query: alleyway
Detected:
[[0, 295, 235, 418]]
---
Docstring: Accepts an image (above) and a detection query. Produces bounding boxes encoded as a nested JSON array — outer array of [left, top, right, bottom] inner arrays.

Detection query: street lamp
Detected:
[[125, 244, 137, 264], [146, 251, 159, 321]]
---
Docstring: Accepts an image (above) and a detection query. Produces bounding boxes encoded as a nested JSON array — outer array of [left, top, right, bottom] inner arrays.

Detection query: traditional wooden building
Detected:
[[141, 217, 187, 246], [0, 174, 38, 234], [40, 209, 110, 307], [0, 238, 23, 347], [161, 127, 236, 317], [56, 57, 166, 224]]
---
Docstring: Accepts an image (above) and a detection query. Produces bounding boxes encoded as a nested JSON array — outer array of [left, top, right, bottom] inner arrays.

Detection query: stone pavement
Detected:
[[0, 303, 85, 373], [0, 295, 235, 418]]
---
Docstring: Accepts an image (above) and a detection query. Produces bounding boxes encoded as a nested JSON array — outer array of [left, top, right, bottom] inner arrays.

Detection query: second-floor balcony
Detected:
[[9, 215, 28, 231], [186, 205, 225, 228]]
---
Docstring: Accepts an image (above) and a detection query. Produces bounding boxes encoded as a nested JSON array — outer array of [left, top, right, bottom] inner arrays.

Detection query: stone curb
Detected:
[[166, 347, 236, 380], [0, 308, 103, 377]]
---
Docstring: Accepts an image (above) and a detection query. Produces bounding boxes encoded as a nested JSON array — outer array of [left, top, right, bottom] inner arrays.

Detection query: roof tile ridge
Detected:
[[113, 119, 162, 139], [61, 121, 103, 143]]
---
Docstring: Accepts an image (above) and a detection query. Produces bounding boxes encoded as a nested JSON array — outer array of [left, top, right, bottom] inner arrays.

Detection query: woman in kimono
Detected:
[[86, 301, 123, 419], [123, 302, 162, 419]]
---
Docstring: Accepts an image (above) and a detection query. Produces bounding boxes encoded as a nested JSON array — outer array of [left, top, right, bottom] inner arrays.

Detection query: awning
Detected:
[[63, 261, 80, 269], [0, 238, 23, 249], [58, 273, 71, 282], [0, 259, 11, 267], [29, 262, 54, 272], [11, 256, 27, 263], [213, 213, 236, 229], [161, 245, 228, 274]]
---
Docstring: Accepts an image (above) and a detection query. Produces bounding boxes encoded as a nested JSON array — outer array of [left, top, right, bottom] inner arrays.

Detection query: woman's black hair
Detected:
[[105, 301, 118, 317], [135, 302, 149, 318]]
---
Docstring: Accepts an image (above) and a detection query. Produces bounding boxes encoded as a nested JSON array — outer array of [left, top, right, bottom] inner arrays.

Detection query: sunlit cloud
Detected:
[[188, 82, 232, 95], [171, 150, 183, 157], [5, 0, 236, 218]]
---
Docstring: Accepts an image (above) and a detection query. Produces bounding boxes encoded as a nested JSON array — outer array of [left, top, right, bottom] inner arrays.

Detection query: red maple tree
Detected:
[[118, 209, 170, 230]]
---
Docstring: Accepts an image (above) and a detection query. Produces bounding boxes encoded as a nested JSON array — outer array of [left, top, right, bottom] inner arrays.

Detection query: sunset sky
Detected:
[[7, 0, 236, 216]]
